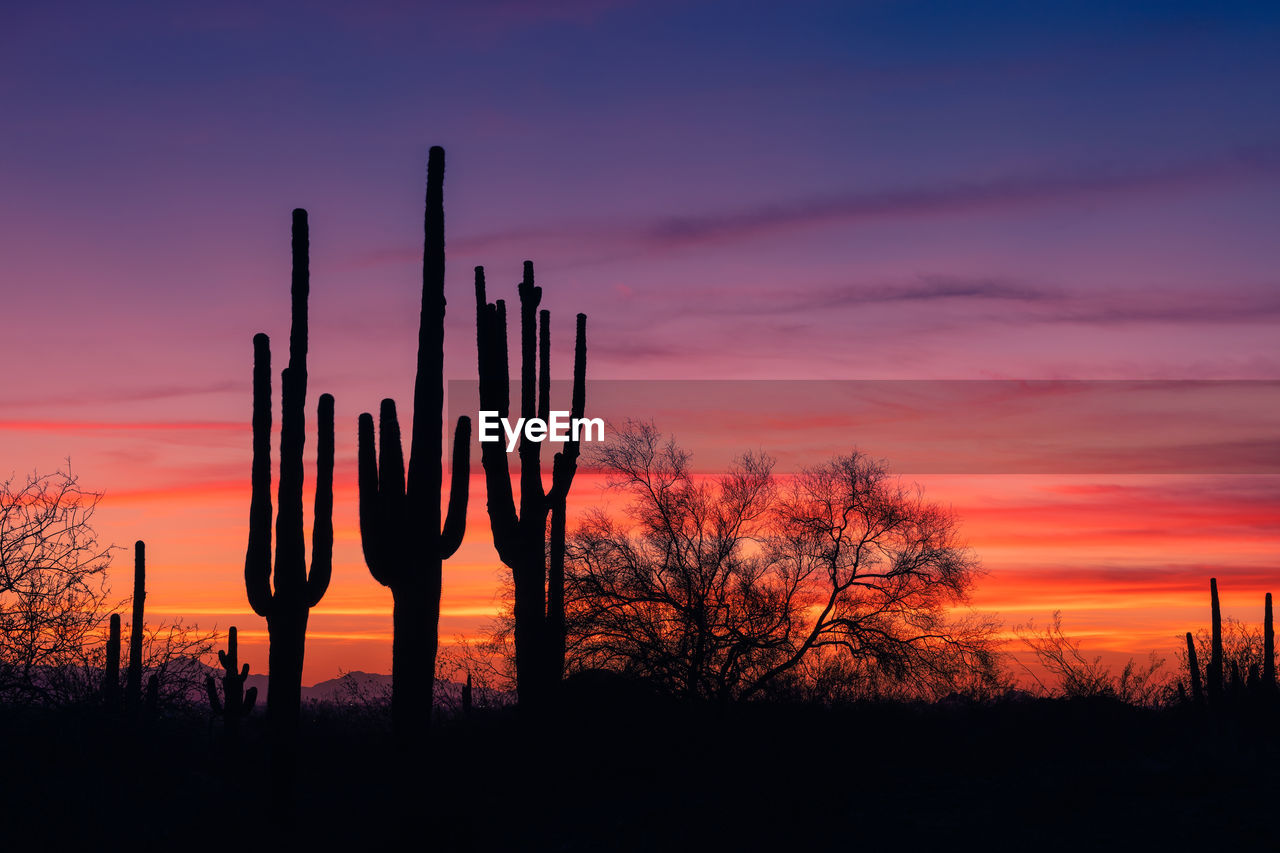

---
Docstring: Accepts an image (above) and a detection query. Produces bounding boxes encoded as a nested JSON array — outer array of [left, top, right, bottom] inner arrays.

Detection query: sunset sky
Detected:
[[3, 1, 1278, 682]]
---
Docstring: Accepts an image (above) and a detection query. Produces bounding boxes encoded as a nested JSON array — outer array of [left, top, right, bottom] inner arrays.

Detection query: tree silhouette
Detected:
[[563, 422, 999, 700], [358, 146, 470, 746], [0, 468, 112, 704]]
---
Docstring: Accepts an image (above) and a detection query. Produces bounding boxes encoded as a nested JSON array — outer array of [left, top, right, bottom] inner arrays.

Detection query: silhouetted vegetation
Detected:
[[1178, 578, 1277, 709], [358, 145, 471, 747], [5, 148, 1276, 851], [1016, 611, 1169, 704], [475, 259, 588, 707], [244, 207, 335, 803], [206, 625, 257, 739], [554, 422, 1002, 701]]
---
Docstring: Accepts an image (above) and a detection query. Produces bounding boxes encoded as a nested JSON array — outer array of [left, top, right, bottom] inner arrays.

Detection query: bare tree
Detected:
[[0, 467, 113, 704], [562, 422, 1002, 702], [1, 467, 217, 708], [1016, 611, 1168, 705]]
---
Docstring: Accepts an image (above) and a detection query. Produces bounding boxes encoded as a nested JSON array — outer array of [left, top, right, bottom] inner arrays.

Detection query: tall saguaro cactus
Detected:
[[358, 146, 471, 741], [245, 208, 335, 751], [126, 540, 146, 714], [1208, 577, 1223, 703], [475, 260, 587, 706]]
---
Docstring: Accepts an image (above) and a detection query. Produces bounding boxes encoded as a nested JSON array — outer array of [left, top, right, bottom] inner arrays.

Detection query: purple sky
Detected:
[[3, 1, 1278, 679]]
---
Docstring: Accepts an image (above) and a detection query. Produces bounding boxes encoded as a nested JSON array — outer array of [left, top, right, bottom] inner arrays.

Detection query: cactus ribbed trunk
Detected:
[[1265, 592, 1275, 691], [245, 208, 335, 805], [1186, 631, 1202, 703], [1207, 577, 1223, 704], [476, 261, 587, 707], [103, 613, 121, 707], [126, 540, 145, 715], [390, 578, 436, 734], [358, 146, 470, 746]]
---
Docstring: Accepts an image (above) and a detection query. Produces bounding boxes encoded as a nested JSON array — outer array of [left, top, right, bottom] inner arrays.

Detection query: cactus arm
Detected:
[[496, 300, 510, 419], [378, 399, 408, 503], [243, 686, 259, 715], [439, 416, 472, 559], [246, 334, 274, 617], [517, 263, 546, 509], [518, 261, 541, 425], [549, 313, 588, 502], [305, 392, 335, 608], [357, 412, 391, 585], [206, 675, 223, 714], [538, 309, 551, 425], [476, 275, 520, 563]]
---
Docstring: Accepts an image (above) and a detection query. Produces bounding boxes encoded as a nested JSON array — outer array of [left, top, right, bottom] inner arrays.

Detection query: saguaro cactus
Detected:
[[358, 146, 471, 742], [126, 540, 146, 714], [1208, 577, 1223, 703], [103, 613, 121, 707], [1265, 592, 1275, 691], [475, 260, 587, 705], [245, 208, 335, 748], [206, 626, 258, 736], [1186, 631, 1202, 703]]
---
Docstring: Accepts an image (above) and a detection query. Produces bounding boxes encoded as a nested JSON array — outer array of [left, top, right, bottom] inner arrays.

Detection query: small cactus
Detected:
[[1185, 631, 1202, 703], [206, 626, 258, 736], [102, 613, 121, 707]]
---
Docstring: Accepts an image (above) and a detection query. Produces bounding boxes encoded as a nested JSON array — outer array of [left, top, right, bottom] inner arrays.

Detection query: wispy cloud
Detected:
[[392, 144, 1280, 267]]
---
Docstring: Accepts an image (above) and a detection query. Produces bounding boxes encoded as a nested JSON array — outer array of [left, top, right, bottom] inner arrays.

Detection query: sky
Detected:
[[2, 0, 1278, 682]]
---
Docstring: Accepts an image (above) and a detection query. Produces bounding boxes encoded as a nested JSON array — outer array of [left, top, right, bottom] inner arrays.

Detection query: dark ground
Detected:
[[2, 690, 1275, 851]]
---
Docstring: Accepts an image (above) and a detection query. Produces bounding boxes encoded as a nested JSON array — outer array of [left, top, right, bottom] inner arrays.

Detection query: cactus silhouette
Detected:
[[1185, 631, 1202, 703], [245, 208, 334, 793], [1208, 577, 1223, 703], [126, 540, 146, 714], [103, 612, 121, 707], [358, 146, 470, 744], [206, 626, 258, 737], [1265, 592, 1275, 692], [475, 260, 587, 705]]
